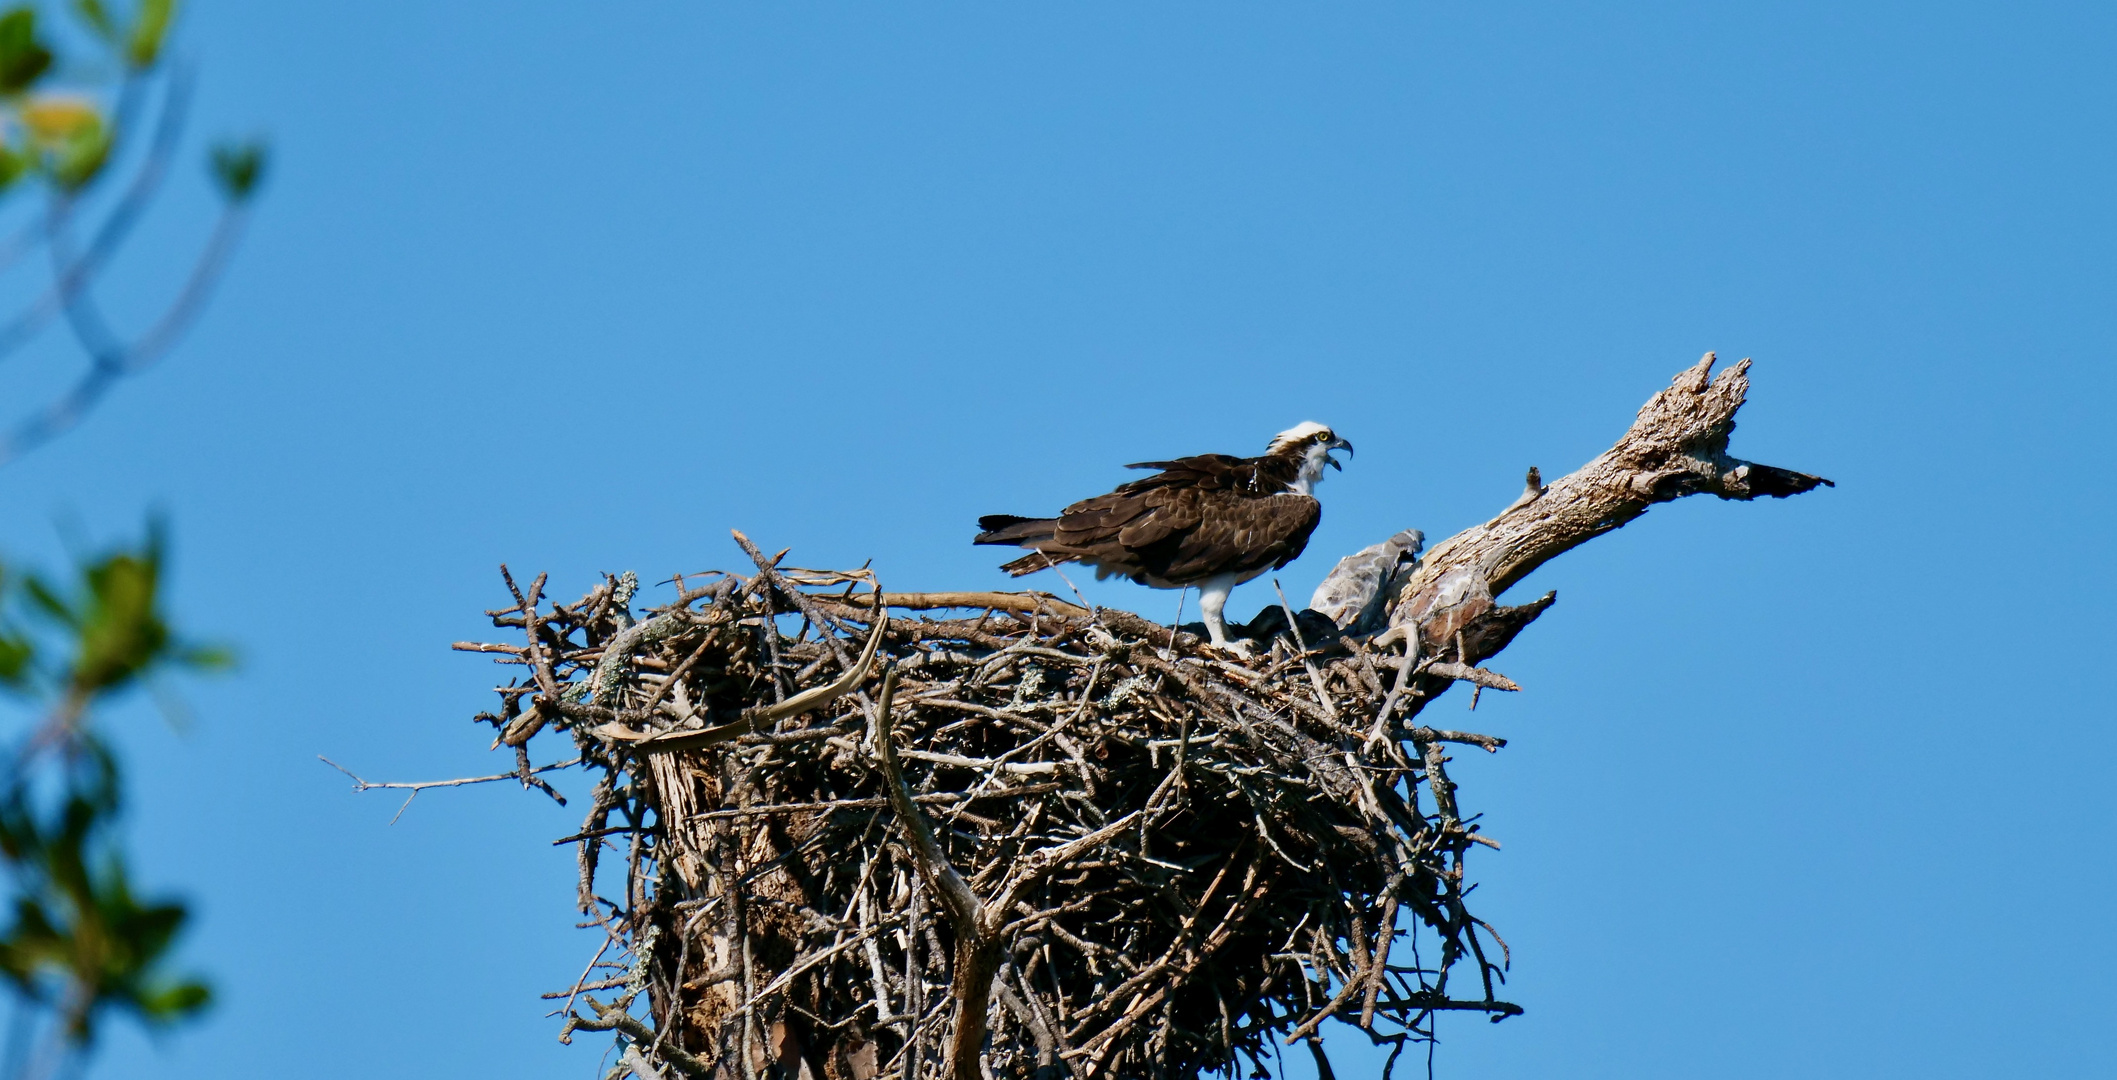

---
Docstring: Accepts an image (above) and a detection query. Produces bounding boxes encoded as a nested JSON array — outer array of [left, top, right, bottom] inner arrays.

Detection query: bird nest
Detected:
[[441, 355, 1832, 1080], [464, 540, 1533, 1080]]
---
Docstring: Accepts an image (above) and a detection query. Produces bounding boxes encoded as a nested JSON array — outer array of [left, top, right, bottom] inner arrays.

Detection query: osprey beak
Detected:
[[1326, 436, 1353, 470]]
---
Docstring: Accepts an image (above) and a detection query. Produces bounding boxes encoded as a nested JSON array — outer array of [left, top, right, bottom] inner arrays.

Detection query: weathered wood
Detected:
[[1386, 353, 1830, 640]]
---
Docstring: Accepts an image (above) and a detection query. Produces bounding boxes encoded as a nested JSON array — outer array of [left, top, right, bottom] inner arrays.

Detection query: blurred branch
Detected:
[[0, 6, 265, 471], [0, 67, 183, 351], [0, 201, 248, 466]]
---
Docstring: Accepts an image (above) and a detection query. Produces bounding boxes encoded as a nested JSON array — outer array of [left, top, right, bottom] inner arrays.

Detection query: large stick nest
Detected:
[[472, 555, 1537, 1080], [452, 356, 1829, 1080]]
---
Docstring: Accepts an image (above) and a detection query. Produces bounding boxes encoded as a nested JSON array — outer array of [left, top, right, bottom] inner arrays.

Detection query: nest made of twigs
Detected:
[[465, 543, 1524, 1080]]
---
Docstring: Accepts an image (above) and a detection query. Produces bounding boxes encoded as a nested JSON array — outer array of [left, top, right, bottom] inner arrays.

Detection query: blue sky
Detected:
[[2, 2, 2112, 1076]]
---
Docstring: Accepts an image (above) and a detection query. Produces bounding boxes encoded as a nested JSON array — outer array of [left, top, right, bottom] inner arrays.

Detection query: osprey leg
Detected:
[[1194, 573, 1243, 651]]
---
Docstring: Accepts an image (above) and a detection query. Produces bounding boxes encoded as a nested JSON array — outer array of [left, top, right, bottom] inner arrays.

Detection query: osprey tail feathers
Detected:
[[998, 550, 1079, 577], [974, 514, 1054, 545], [975, 516, 1079, 577]]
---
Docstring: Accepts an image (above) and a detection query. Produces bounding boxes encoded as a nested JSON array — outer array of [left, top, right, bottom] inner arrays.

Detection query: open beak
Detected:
[[1326, 436, 1353, 471]]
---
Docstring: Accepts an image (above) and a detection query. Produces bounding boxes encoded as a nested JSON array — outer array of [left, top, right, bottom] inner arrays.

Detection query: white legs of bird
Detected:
[[1193, 573, 1249, 656]]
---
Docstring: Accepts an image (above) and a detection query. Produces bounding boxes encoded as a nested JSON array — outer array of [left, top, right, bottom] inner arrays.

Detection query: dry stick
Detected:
[[1038, 553, 1097, 617], [1420, 741, 1460, 831], [622, 1046, 669, 1080], [641, 632, 719, 715], [1271, 578, 1338, 722], [1168, 587, 1186, 657], [550, 933, 617, 1022], [733, 531, 873, 645], [575, 769, 620, 911], [1283, 960, 1373, 1043], [1419, 661, 1519, 693], [493, 566, 567, 752], [502, 567, 564, 700], [859, 873, 900, 1039], [739, 855, 760, 1080], [872, 665, 980, 1079], [995, 963, 1062, 1076], [1359, 894, 1402, 1029], [902, 874, 925, 1080], [830, 589, 1091, 620], [729, 925, 889, 1023], [1366, 633, 1424, 751], [756, 559, 787, 706], [318, 755, 581, 824], [648, 923, 694, 1066], [569, 1004, 715, 1080]]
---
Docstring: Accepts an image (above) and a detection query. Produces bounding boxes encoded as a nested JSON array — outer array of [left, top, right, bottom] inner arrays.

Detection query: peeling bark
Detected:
[[1386, 352, 1831, 635]]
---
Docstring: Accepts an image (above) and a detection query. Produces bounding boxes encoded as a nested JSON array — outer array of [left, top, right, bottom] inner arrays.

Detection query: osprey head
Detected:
[[1268, 421, 1354, 494]]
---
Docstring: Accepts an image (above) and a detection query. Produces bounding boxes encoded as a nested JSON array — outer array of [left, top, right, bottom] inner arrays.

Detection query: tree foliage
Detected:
[[0, 528, 226, 1078], [0, 3, 256, 1076]]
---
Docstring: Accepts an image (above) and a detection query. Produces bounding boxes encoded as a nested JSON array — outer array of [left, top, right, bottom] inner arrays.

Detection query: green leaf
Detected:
[[0, 8, 53, 94], [207, 139, 265, 202], [124, 0, 175, 69], [133, 977, 210, 1021], [0, 565, 30, 688], [51, 118, 111, 191], [0, 747, 210, 1047], [22, 521, 229, 705], [67, 539, 170, 695], [0, 143, 27, 194], [69, 0, 115, 42], [0, 633, 30, 686], [22, 575, 76, 628]]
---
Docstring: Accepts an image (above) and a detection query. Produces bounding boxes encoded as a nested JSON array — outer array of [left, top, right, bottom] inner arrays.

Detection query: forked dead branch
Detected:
[[440, 354, 1827, 1080]]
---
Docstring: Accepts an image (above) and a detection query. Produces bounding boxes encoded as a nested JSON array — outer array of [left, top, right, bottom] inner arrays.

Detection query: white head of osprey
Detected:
[[974, 422, 1354, 655]]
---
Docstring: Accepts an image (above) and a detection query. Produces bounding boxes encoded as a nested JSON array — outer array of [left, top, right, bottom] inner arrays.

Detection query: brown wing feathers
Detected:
[[975, 452, 1321, 585]]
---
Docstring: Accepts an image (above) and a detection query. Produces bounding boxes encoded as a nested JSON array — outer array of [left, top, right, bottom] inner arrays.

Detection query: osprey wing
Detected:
[[1035, 455, 1321, 585], [1157, 490, 1321, 581]]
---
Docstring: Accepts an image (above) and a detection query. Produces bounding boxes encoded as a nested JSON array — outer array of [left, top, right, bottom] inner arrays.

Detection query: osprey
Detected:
[[974, 422, 1354, 652]]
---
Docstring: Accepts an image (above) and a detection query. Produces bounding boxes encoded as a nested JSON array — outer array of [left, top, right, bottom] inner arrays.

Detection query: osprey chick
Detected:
[[974, 422, 1353, 653]]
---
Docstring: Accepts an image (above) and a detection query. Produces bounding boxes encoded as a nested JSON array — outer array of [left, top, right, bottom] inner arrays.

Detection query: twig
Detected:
[[319, 755, 581, 824], [1272, 578, 1337, 722]]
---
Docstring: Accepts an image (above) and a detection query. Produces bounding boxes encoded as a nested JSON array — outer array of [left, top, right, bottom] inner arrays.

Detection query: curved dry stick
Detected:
[[596, 592, 888, 752], [832, 590, 1091, 618]]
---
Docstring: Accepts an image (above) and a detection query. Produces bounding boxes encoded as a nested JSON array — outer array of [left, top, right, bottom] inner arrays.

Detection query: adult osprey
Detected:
[[974, 422, 1353, 652]]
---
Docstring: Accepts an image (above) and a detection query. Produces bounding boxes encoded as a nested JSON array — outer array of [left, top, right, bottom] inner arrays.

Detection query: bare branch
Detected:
[[1388, 353, 1831, 637], [318, 755, 580, 823]]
